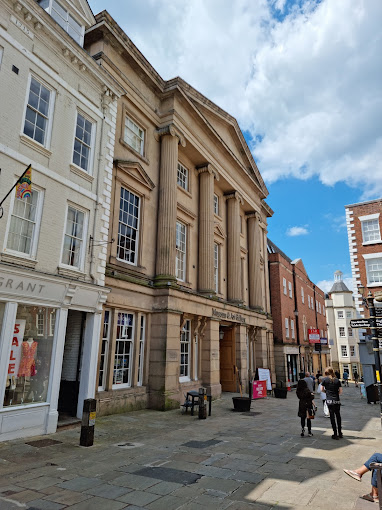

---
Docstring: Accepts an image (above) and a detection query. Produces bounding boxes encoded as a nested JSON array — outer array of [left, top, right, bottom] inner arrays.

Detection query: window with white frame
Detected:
[[98, 310, 110, 390], [303, 315, 307, 341], [350, 345, 355, 357], [36, 312, 44, 336], [346, 310, 352, 318], [117, 187, 140, 265], [73, 113, 93, 172], [307, 295, 311, 308], [337, 310, 344, 319], [319, 302, 322, 314], [61, 206, 85, 268], [361, 218, 381, 243], [213, 194, 219, 215], [137, 315, 145, 386], [291, 319, 295, 339], [6, 189, 42, 257], [348, 327, 353, 337], [283, 278, 287, 295], [339, 327, 345, 337], [214, 243, 219, 293], [341, 345, 348, 357], [288, 281, 292, 298], [113, 312, 134, 387], [323, 305, 325, 315], [301, 287, 304, 303], [49, 310, 56, 337], [124, 115, 144, 155], [320, 329, 323, 338], [365, 256, 382, 284], [177, 162, 188, 191], [176, 221, 186, 281], [37, 0, 84, 45], [285, 318, 289, 338], [180, 319, 191, 380], [23, 76, 53, 147]]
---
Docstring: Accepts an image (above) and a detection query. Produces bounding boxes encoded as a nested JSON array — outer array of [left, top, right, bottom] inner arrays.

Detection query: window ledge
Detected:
[[177, 185, 192, 199], [57, 265, 86, 279], [362, 240, 382, 246], [119, 138, 149, 165], [20, 134, 52, 158], [1, 251, 38, 268], [367, 282, 382, 288], [70, 164, 94, 182]]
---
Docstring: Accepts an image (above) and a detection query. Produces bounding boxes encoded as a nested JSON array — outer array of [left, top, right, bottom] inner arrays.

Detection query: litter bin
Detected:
[[359, 382, 366, 399], [366, 384, 379, 404]]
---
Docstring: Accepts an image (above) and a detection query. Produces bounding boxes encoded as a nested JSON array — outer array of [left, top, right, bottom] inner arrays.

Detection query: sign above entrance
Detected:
[[308, 328, 320, 343], [212, 308, 246, 323]]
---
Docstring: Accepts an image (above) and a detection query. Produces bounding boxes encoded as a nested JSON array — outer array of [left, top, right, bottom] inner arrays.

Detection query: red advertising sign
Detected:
[[252, 380, 267, 399], [308, 328, 320, 344]]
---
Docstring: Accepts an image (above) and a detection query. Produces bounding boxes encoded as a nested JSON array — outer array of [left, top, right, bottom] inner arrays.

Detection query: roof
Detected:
[[329, 281, 352, 293], [267, 239, 292, 263]]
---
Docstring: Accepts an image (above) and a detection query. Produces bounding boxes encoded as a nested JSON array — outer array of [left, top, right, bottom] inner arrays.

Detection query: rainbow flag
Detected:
[[15, 166, 32, 200]]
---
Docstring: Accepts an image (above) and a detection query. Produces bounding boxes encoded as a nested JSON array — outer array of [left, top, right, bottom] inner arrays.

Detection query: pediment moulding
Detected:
[[214, 223, 226, 239], [13, 2, 43, 30], [224, 190, 244, 205], [154, 123, 186, 147], [196, 163, 219, 181], [114, 159, 155, 191]]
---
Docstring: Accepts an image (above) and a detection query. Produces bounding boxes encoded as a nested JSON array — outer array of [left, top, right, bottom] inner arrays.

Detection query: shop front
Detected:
[[0, 266, 108, 441]]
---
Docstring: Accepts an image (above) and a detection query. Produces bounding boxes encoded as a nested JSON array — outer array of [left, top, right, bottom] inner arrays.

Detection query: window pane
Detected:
[[124, 116, 144, 155], [117, 188, 140, 264]]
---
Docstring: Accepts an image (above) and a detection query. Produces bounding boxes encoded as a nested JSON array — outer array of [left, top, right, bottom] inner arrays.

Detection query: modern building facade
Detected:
[[84, 11, 275, 415], [0, 0, 121, 440], [325, 271, 362, 380], [268, 240, 329, 386]]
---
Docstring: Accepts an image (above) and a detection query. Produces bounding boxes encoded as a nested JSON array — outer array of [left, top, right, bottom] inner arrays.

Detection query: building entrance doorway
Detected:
[[219, 326, 236, 392], [58, 310, 85, 420]]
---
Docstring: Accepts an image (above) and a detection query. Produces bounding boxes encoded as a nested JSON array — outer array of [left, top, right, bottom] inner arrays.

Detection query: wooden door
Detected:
[[219, 328, 236, 392]]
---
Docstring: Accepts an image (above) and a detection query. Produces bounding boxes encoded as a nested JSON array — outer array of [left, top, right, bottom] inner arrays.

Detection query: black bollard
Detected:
[[198, 387, 207, 419], [80, 398, 96, 447]]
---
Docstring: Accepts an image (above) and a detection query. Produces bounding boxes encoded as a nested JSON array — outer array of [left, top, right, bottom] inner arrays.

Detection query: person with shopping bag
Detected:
[[317, 373, 330, 418]]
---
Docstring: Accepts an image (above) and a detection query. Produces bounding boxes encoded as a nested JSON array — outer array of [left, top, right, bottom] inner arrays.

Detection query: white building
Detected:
[[0, 0, 121, 440], [325, 271, 362, 380]]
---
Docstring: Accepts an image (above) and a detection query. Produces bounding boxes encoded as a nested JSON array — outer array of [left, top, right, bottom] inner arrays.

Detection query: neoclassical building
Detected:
[[84, 11, 275, 414]]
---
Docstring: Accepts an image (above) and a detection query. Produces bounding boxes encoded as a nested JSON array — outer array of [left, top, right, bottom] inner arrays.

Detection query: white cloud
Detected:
[[286, 226, 309, 236], [89, 0, 382, 197], [316, 276, 355, 294]]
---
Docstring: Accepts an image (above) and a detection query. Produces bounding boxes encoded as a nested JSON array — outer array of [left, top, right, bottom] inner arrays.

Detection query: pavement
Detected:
[[0, 383, 380, 510]]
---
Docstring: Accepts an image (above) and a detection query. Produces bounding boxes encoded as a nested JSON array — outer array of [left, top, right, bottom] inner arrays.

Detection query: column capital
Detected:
[[196, 163, 219, 181], [224, 190, 244, 205], [246, 211, 261, 221], [154, 123, 186, 147]]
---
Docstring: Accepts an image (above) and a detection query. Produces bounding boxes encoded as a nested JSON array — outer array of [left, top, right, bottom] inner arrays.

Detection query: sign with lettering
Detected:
[[11, 15, 34, 39], [252, 380, 267, 399], [257, 368, 272, 390], [320, 337, 328, 345], [212, 308, 246, 323], [0, 271, 66, 303], [350, 318, 382, 328], [308, 328, 320, 343], [8, 320, 26, 379]]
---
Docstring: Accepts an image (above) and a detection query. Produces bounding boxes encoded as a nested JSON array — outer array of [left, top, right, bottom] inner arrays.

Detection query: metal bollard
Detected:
[[198, 387, 207, 419], [80, 398, 96, 447]]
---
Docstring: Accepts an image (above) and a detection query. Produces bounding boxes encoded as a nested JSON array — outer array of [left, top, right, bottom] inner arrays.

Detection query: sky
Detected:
[[88, 0, 382, 293]]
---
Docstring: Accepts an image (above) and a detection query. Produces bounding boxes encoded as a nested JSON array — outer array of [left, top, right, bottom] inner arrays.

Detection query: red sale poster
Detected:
[[252, 380, 267, 399]]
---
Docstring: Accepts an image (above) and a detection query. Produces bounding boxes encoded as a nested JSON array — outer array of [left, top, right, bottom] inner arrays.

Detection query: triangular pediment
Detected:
[[67, 0, 95, 27], [114, 160, 155, 191], [214, 223, 226, 239]]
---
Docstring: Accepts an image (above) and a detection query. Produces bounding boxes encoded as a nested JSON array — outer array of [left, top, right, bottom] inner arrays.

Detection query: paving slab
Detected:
[[83, 483, 132, 499], [116, 489, 161, 505], [57, 476, 104, 492], [43, 489, 91, 505], [145, 481, 184, 495], [26, 499, 65, 510], [62, 496, 127, 510]]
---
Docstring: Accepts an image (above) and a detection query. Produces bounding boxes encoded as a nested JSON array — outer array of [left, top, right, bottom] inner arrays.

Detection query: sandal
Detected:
[[360, 493, 379, 503], [343, 469, 361, 481]]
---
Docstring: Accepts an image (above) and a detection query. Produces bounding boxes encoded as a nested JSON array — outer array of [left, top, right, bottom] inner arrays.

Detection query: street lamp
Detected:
[[358, 284, 382, 427]]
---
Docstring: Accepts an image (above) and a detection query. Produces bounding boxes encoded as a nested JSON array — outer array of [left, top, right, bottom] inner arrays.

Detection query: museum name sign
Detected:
[[212, 308, 246, 323]]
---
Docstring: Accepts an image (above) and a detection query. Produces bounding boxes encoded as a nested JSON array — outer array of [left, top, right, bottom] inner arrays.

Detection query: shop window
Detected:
[[37, 0, 84, 45], [49, 310, 56, 337], [4, 305, 55, 407], [73, 112, 94, 173], [176, 221, 187, 281], [177, 162, 188, 191], [180, 319, 191, 381], [137, 315, 145, 386], [117, 187, 140, 265], [23, 76, 54, 147], [61, 205, 86, 268], [341, 345, 348, 357], [98, 309, 110, 390], [214, 194, 219, 215], [113, 312, 134, 387], [124, 114, 144, 155], [214, 243, 219, 293], [6, 189, 42, 257]]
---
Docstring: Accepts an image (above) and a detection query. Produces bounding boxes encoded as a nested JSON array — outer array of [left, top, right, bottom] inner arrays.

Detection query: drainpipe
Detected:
[[313, 284, 322, 372]]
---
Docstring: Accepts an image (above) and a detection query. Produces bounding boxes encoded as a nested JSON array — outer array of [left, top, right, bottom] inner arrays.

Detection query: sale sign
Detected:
[[7, 320, 25, 378], [253, 380, 267, 399], [308, 328, 320, 344]]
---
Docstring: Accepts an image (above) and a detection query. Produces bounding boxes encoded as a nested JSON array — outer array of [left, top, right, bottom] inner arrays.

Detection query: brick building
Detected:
[[268, 240, 329, 386]]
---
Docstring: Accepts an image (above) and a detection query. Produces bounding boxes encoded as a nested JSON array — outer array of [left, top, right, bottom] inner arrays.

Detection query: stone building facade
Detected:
[[325, 271, 362, 379], [84, 11, 275, 415], [0, 0, 121, 440], [268, 240, 329, 386]]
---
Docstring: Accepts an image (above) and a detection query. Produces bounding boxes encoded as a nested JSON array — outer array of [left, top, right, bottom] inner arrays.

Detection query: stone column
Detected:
[[235, 324, 248, 391], [200, 318, 221, 398], [197, 164, 219, 294], [246, 211, 263, 309], [154, 124, 186, 284], [225, 191, 243, 303]]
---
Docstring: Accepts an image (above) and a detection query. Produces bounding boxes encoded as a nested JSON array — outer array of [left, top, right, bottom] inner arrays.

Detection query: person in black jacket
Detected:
[[297, 379, 315, 437], [321, 366, 343, 439]]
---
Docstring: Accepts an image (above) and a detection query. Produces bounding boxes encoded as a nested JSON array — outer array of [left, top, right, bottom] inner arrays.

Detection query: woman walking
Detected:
[[321, 366, 343, 440], [296, 379, 315, 437]]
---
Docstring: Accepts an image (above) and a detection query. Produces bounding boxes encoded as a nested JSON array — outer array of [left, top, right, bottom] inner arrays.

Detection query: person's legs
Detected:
[[334, 405, 342, 437], [307, 418, 313, 435], [328, 405, 338, 437], [300, 416, 306, 436], [344, 453, 382, 494]]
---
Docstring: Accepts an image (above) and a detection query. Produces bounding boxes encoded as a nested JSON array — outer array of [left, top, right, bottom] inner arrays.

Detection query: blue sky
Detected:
[[88, 0, 382, 292]]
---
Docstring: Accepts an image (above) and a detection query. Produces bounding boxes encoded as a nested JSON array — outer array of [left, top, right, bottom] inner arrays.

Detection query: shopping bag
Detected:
[[323, 400, 329, 417], [307, 408, 315, 419]]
